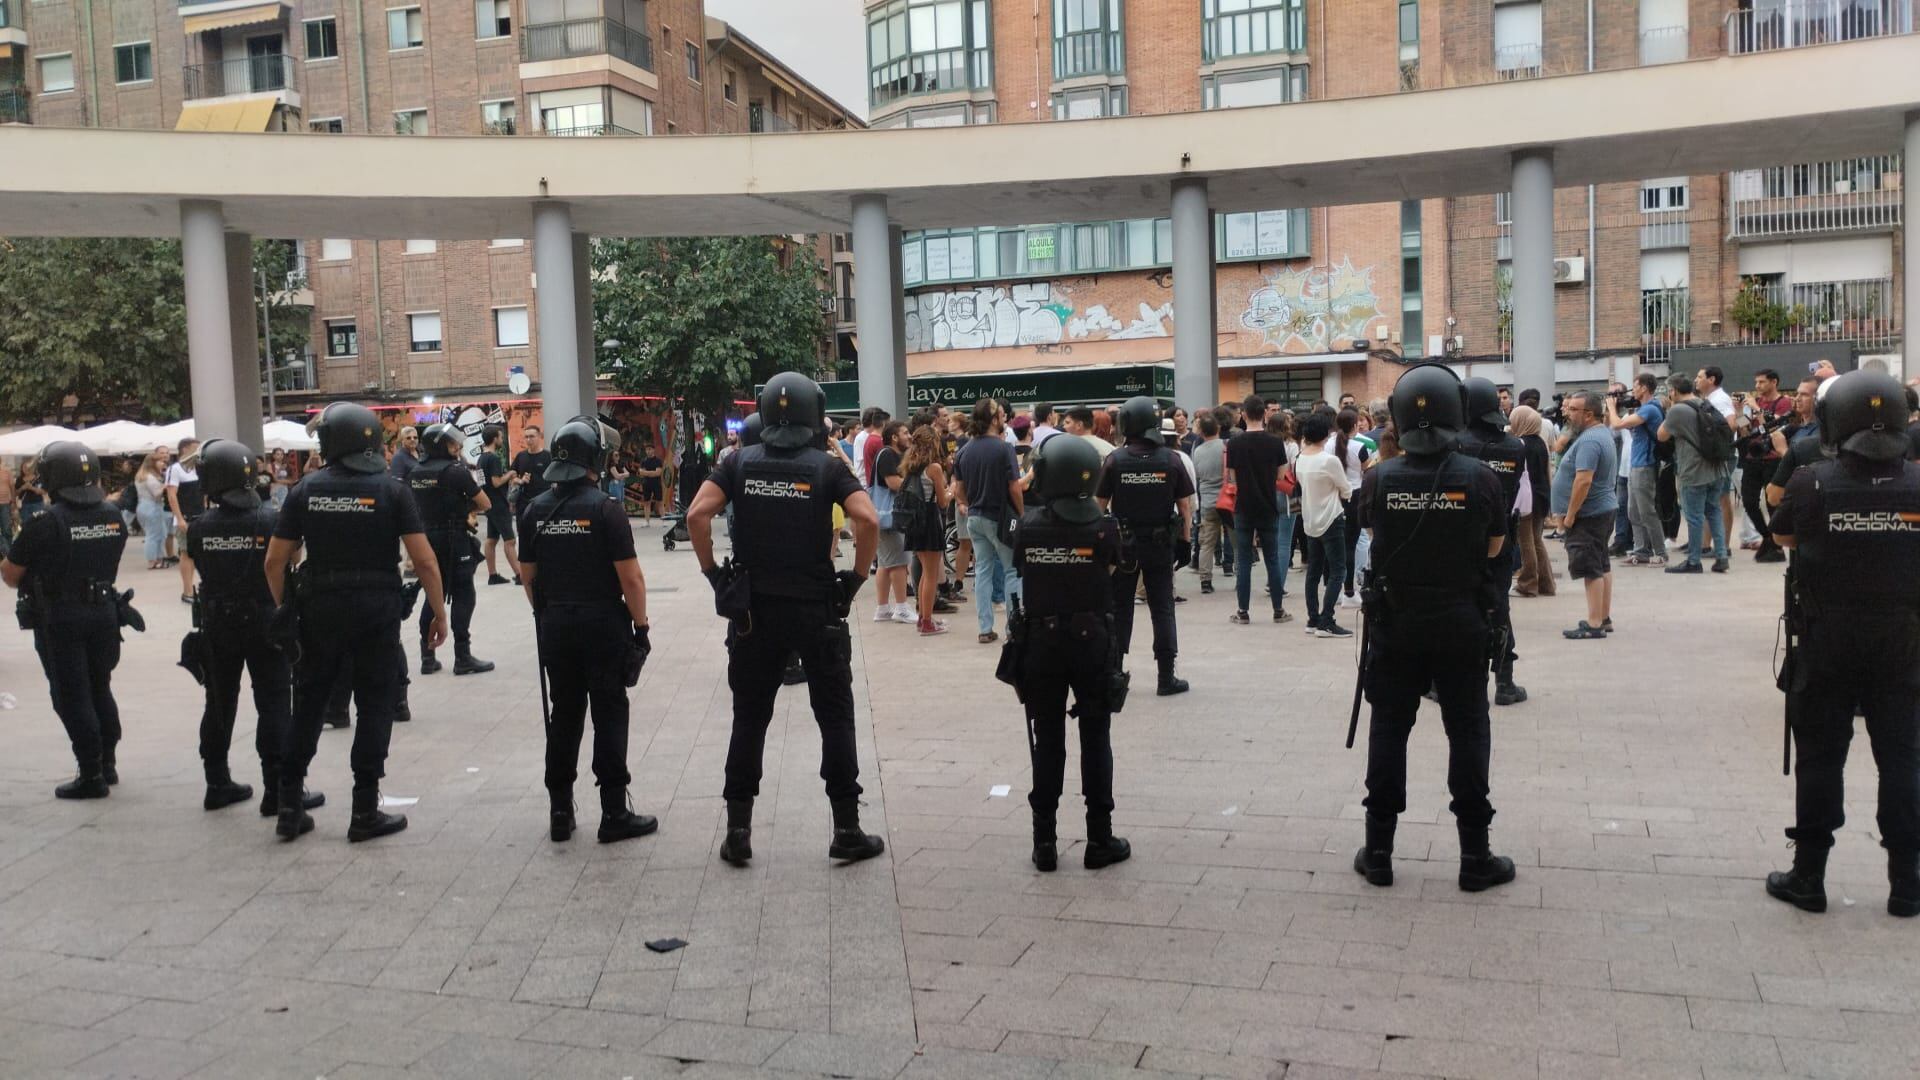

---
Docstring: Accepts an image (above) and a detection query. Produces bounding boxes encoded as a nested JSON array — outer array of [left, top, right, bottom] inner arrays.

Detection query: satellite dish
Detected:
[[507, 372, 532, 395]]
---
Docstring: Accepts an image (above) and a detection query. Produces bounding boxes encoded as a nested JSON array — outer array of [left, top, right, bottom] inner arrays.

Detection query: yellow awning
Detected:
[[175, 97, 276, 132], [182, 2, 283, 36]]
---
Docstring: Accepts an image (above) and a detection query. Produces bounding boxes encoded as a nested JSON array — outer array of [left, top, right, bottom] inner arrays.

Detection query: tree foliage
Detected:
[[593, 236, 830, 424], [0, 237, 309, 424]]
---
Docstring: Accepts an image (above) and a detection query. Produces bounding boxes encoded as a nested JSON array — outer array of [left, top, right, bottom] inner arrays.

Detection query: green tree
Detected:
[[0, 237, 310, 424], [593, 236, 829, 458]]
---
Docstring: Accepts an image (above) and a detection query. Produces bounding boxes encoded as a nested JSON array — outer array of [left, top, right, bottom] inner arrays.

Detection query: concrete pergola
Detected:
[[2, 36, 1918, 446]]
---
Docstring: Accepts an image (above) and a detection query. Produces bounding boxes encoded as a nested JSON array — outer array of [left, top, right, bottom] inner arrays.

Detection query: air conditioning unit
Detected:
[[1553, 256, 1586, 284], [820, 295, 838, 313]]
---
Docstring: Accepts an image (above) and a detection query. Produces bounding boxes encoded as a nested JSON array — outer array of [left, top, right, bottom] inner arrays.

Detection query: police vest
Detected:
[[524, 483, 624, 608], [299, 468, 407, 577], [1367, 453, 1495, 596], [1457, 428, 1525, 518], [409, 457, 471, 532], [32, 502, 127, 602], [1107, 444, 1177, 527], [1016, 508, 1115, 619], [730, 444, 840, 603], [1793, 459, 1920, 612], [191, 505, 276, 612]]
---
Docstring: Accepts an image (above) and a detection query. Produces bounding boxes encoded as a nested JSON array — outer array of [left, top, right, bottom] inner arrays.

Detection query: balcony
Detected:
[[870, 48, 969, 108], [748, 104, 794, 133], [1640, 209, 1691, 249], [1728, 155, 1902, 239], [1641, 287, 1693, 362], [1053, 28, 1123, 80], [539, 123, 642, 137], [0, 84, 26, 125], [521, 18, 654, 72], [182, 53, 298, 104], [1733, 277, 1898, 350], [835, 296, 856, 325], [1493, 43, 1543, 80], [1639, 24, 1689, 63], [1726, 0, 1913, 55]]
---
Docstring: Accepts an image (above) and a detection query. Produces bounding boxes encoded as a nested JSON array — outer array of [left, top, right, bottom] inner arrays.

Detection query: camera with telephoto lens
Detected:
[[1539, 392, 1568, 427]]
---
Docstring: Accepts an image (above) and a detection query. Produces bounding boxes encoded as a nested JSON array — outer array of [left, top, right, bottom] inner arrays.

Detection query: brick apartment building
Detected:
[[864, 0, 1908, 413], [0, 0, 861, 408]]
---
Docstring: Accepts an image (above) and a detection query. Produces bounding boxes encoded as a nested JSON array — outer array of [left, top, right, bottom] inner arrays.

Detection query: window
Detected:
[[494, 307, 530, 348], [113, 42, 152, 84], [1401, 199, 1424, 358], [394, 109, 428, 135], [326, 319, 358, 358], [902, 212, 1307, 286], [1640, 177, 1688, 211], [1202, 0, 1306, 62], [1493, 1, 1543, 76], [685, 41, 701, 81], [866, 0, 993, 109], [1493, 192, 1512, 226], [723, 68, 737, 103], [1251, 367, 1322, 415], [490, 238, 524, 247], [408, 312, 443, 353], [482, 99, 515, 134], [320, 238, 353, 261], [38, 54, 75, 94], [541, 101, 605, 135], [1218, 209, 1309, 261], [387, 7, 424, 50], [305, 17, 339, 60], [1638, 0, 1688, 64], [1202, 65, 1306, 109], [1052, 0, 1123, 79], [476, 0, 510, 38], [310, 117, 345, 133], [1052, 85, 1125, 119], [404, 238, 436, 254], [1399, 0, 1419, 56]]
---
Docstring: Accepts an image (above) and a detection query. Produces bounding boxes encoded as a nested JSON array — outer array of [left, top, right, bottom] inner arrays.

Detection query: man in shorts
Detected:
[[635, 446, 666, 526], [477, 427, 520, 585], [1551, 390, 1620, 640]]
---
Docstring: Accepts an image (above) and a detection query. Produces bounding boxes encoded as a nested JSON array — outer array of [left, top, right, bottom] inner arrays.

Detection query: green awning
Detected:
[[773, 364, 1174, 418]]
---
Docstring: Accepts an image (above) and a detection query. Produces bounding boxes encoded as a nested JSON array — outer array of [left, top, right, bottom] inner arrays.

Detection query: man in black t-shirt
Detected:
[[636, 450, 665, 525], [511, 425, 553, 518], [1225, 396, 1293, 623], [478, 427, 520, 584]]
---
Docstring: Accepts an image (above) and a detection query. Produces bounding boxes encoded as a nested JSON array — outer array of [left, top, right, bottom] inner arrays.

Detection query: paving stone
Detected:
[[760, 1030, 919, 1077], [642, 1018, 794, 1066]]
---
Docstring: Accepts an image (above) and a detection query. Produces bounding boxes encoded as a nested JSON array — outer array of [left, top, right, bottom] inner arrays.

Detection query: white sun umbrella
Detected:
[[0, 425, 81, 457], [150, 419, 197, 454], [262, 419, 319, 452], [76, 420, 165, 457]]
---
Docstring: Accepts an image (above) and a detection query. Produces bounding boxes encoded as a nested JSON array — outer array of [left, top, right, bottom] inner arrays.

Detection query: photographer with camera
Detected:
[[1734, 369, 1795, 563], [1606, 373, 1668, 567]]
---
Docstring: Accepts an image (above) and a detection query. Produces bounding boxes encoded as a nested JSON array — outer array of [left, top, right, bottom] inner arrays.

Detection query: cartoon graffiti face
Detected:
[[1241, 288, 1288, 332], [946, 293, 986, 334], [448, 405, 503, 466]]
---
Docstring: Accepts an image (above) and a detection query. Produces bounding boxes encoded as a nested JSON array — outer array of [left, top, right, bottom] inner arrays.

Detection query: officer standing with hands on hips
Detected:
[[1456, 377, 1528, 706], [1005, 433, 1131, 872], [687, 371, 886, 868], [181, 438, 324, 817], [1351, 364, 1515, 893], [1096, 396, 1195, 696], [520, 415, 658, 844], [1, 442, 134, 799], [1764, 370, 1920, 918], [264, 402, 447, 843], [410, 423, 494, 677]]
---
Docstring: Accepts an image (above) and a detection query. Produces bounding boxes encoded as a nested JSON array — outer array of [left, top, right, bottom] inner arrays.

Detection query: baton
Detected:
[[533, 609, 551, 733], [1346, 609, 1371, 749]]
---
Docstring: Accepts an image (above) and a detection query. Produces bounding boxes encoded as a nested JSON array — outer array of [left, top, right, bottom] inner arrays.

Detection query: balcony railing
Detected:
[[0, 84, 27, 125], [1639, 24, 1689, 63], [1642, 288, 1693, 361], [521, 18, 654, 72], [1397, 59, 1420, 92], [1053, 28, 1123, 79], [1728, 155, 1903, 238], [748, 104, 794, 133], [835, 296, 856, 324], [1726, 0, 1913, 55], [1640, 209, 1691, 250], [1493, 43, 1542, 80], [182, 54, 296, 100], [1734, 277, 1899, 349], [539, 123, 642, 137]]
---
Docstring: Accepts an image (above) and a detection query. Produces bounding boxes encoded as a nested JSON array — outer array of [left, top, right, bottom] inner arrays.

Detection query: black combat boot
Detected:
[[719, 798, 753, 866], [1353, 815, 1395, 887], [346, 786, 408, 843], [1155, 656, 1190, 697], [393, 699, 412, 724], [420, 647, 441, 675], [1494, 682, 1528, 706], [550, 790, 574, 842], [202, 764, 254, 811], [276, 783, 315, 840], [828, 798, 886, 863], [55, 762, 109, 801], [101, 748, 119, 786], [453, 648, 495, 675], [1032, 812, 1058, 873], [1083, 814, 1131, 870], [1765, 838, 1829, 913], [1457, 825, 1517, 893], [259, 781, 324, 818], [1888, 850, 1920, 918], [597, 787, 658, 844]]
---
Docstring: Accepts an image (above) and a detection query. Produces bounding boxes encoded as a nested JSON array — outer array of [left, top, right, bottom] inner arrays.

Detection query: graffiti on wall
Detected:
[[905, 283, 1173, 352], [1068, 302, 1174, 341], [1240, 258, 1387, 352]]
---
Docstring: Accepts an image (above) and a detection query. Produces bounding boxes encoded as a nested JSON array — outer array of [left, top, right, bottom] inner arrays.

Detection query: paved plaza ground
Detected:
[[0, 522, 1912, 1080]]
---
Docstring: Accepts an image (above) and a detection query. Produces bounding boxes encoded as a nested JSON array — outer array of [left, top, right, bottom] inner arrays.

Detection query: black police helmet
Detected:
[[1116, 396, 1159, 441], [741, 412, 764, 448], [756, 372, 826, 450], [419, 422, 460, 461], [1463, 376, 1505, 429], [198, 438, 261, 509], [1029, 427, 1104, 525], [317, 402, 386, 474], [36, 440, 104, 507], [545, 415, 611, 483], [1821, 370, 1909, 463], [1389, 363, 1469, 456]]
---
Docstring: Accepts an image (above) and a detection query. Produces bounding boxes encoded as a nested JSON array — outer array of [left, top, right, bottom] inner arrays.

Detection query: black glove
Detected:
[[625, 624, 651, 688], [1173, 537, 1193, 570], [833, 570, 866, 620], [703, 565, 727, 596], [269, 602, 302, 664]]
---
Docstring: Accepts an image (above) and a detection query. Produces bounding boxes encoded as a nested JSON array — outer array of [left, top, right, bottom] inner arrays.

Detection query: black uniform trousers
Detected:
[[284, 590, 404, 793], [540, 604, 632, 793], [1110, 533, 1177, 660], [1739, 463, 1774, 544], [199, 611, 290, 782], [1019, 618, 1114, 835], [1788, 617, 1920, 854], [1362, 602, 1495, 829], [33, 606, 122, 771], [722, 598, 862, 803], [419, 530, 477, 651], [1488, 542, 1518, 687], [324, 647, 409, 719]]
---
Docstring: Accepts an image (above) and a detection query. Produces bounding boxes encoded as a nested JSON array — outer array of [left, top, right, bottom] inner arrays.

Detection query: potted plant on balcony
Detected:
[[1731, 278, 1803, 343], [1494, 266, 1513, 353]]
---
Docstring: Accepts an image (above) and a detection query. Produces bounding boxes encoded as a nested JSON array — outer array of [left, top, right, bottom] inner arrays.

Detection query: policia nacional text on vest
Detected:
[[410, 423, 494, 677], [1095, 396, 1196, 697], [687, 371, 888, 869]]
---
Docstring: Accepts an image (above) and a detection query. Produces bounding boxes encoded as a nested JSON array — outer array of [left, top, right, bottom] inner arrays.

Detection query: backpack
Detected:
[[1689, 398, 1736, 465], [891, 468, 928, 536]]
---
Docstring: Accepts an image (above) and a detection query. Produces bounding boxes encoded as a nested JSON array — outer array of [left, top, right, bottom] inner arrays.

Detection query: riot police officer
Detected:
[[1009, 433, 1130, 871], [520, 415, 657, 844], [1457, 377, 1528, 706], [686, 371, 885, 867], [1766, 370, 1920, 918], [264, 402, 448, 843], [1352, 364, 1515, 893], [1095, 396, 1195, 696], [182, 438, 323, 817], [410, 423, 494, 676], [1, 442, 129, 799]]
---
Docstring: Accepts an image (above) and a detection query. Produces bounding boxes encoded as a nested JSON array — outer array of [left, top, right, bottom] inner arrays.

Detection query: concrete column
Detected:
[[1906, 112, 1919, 382], [224, 232, 264, 452], [532, 202, 580, 427], [1170, 178, 1217, 416], [1509, 149, 1557, 398], [181, 200, 240, 446], [850, 194, 906, 418], [888, 225, 908, 406], [572, 232, 597, 417]]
